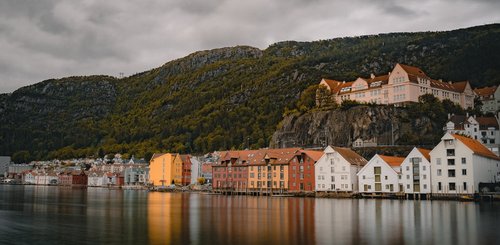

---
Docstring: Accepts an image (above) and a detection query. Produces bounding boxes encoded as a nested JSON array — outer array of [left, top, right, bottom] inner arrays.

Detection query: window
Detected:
[[462, 169, 467, 176], [406, 175, 410, 179], [449, 183, 456, 191], [385, 176, 388, 180], [463, 182, 467, 192], [448, 159, 455, 166], [423, 174, 426, 179], [318, 175, 322, 180], [320, 167, 323, 171], [438, 182, 442, 191], [437, 169, 442, 176], [362, 176, 365, 179], [331, 167, 334, 173], [447, 149, 455, 156], [423, 184, 427, 189], [331, 176, 335, 182], [448, 170, 456, 177], [407, 184, 410, 189], [462, 158, 466, 164], [423, 166, 426, 171], [374, 167, 381, 174], [436, 158, 441, 165], [406, 166, 410, 171]]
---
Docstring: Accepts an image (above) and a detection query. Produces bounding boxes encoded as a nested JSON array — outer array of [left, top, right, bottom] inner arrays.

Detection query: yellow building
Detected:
[[247, 148, 299, 192], [149, 153, 183, 186]]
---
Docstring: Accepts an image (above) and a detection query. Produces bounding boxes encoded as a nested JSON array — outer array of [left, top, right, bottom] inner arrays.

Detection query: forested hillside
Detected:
[[1, 24, 499, 162]]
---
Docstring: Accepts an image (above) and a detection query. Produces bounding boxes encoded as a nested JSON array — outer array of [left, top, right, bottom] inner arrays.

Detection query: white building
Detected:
[[399, 148, 432, 194], [444, 114, 499, 155], [430, 133, 500, 195], [358, 154, 405, 194], [88, 171, 105, 187], [23, 171, 36, 184], [315, 146, 367, 192], [0, 156, 11, 177], [190, 156, 201, 185], [474, 85, 500, 114], [35, 173, 58, 185]]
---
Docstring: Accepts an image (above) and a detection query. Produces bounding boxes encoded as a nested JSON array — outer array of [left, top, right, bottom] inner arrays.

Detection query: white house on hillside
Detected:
[[399, 147, 432, 195], [315, 146, 367, 192], [430, 133, 500, 195], [358, 154, 405, 194], [444, 114, 499, 155]]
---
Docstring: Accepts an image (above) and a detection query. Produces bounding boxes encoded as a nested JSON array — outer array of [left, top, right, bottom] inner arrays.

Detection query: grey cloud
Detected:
[[0, 0, 499, 93]]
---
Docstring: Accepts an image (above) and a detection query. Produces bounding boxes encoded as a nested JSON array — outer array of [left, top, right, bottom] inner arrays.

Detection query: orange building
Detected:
[[149, 153, 184, 186]]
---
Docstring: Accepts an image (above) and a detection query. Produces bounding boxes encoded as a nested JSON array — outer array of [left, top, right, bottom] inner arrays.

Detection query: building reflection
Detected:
[[315, 199, 482, 245], [147, 194, 316, 245]]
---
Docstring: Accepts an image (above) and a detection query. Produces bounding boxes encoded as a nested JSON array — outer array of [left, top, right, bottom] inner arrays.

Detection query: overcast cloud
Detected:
[[0, 0, 499, 93]]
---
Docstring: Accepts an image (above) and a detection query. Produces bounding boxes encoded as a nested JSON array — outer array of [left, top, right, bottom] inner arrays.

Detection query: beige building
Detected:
[[319, 63, 475, 109]]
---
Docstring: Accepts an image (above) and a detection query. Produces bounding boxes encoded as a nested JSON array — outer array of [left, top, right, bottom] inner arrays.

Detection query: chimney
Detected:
[[448, 81, 452, 84], [342, 81, 345, 84], [466, 112, 469, 118], [448, 113, 451, 120], [388, 72, 391, 75], [370, 73, 375, 79], [439, 79, 443, 83]]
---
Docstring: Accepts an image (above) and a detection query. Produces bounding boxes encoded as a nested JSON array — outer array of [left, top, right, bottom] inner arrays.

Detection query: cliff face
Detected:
[[270, 106, 438, 149]]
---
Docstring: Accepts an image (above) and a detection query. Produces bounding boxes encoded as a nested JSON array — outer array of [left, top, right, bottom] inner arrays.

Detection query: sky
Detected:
[[0, 0, 499, 93]]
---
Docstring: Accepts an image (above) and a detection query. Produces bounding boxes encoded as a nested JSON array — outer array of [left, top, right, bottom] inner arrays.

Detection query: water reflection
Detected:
[[314, 199, 497, 245], [147, 194, 316, 245], [1, 186, 499, 245]]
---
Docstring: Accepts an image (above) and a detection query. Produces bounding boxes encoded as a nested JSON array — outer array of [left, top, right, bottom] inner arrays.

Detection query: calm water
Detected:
[[0, 185, 499, 245]]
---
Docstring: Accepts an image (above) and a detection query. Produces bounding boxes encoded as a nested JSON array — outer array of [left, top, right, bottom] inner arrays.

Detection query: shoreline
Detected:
[[3, 183, 499, 202]]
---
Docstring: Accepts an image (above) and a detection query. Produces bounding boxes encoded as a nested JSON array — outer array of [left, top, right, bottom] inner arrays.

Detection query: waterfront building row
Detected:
[[209, 133, 500, 195]]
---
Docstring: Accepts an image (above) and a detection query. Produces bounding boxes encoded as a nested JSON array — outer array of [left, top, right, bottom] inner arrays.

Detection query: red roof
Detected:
[[452, 134, 500, 160], [398, 63, 429, 79], [416, 148, 431, 161], [333, 147, 367, 166], [379, 155, 405, 167], [474, 86, 497, 97], [300, 150, 324, 162]]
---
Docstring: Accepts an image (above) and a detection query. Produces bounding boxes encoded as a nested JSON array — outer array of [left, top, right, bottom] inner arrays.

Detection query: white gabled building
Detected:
[[430, 133, 500, 195], [399, 147, 432, 195], [315, 146, 367, 192], [358, 154, 405, 194], [444, 114, 500, 155]]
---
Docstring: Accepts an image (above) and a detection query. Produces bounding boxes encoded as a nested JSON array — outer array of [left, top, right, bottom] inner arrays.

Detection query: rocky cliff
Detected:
[[270, 105, 439, 149]]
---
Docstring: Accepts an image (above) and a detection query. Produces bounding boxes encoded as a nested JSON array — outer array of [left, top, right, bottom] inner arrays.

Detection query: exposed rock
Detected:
[[270, 105, 438, 149]]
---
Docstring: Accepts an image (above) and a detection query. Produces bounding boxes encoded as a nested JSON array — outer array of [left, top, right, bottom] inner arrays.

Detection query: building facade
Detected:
[[430, 133, 500, 195], [444, 114, 499, 155], [474, 85, 500, 114], [357, 155, 405, 194], [149, 153, 183, 187], [0, 156, 11, 177], [319, 63, 475, 109], [399, 148, 432, 194], [315, 146, 367, 192]]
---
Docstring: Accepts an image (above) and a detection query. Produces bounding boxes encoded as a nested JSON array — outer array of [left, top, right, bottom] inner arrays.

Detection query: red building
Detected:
[[180, 155, 192, 186], [71, 171, 88, 186], [288, 150, 323, 192], [213, 150, 257, 191], [58, 171, 73, 186]]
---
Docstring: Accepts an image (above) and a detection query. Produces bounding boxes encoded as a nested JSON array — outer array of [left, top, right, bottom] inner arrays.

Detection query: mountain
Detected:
[[1, 24, 500, 162]]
